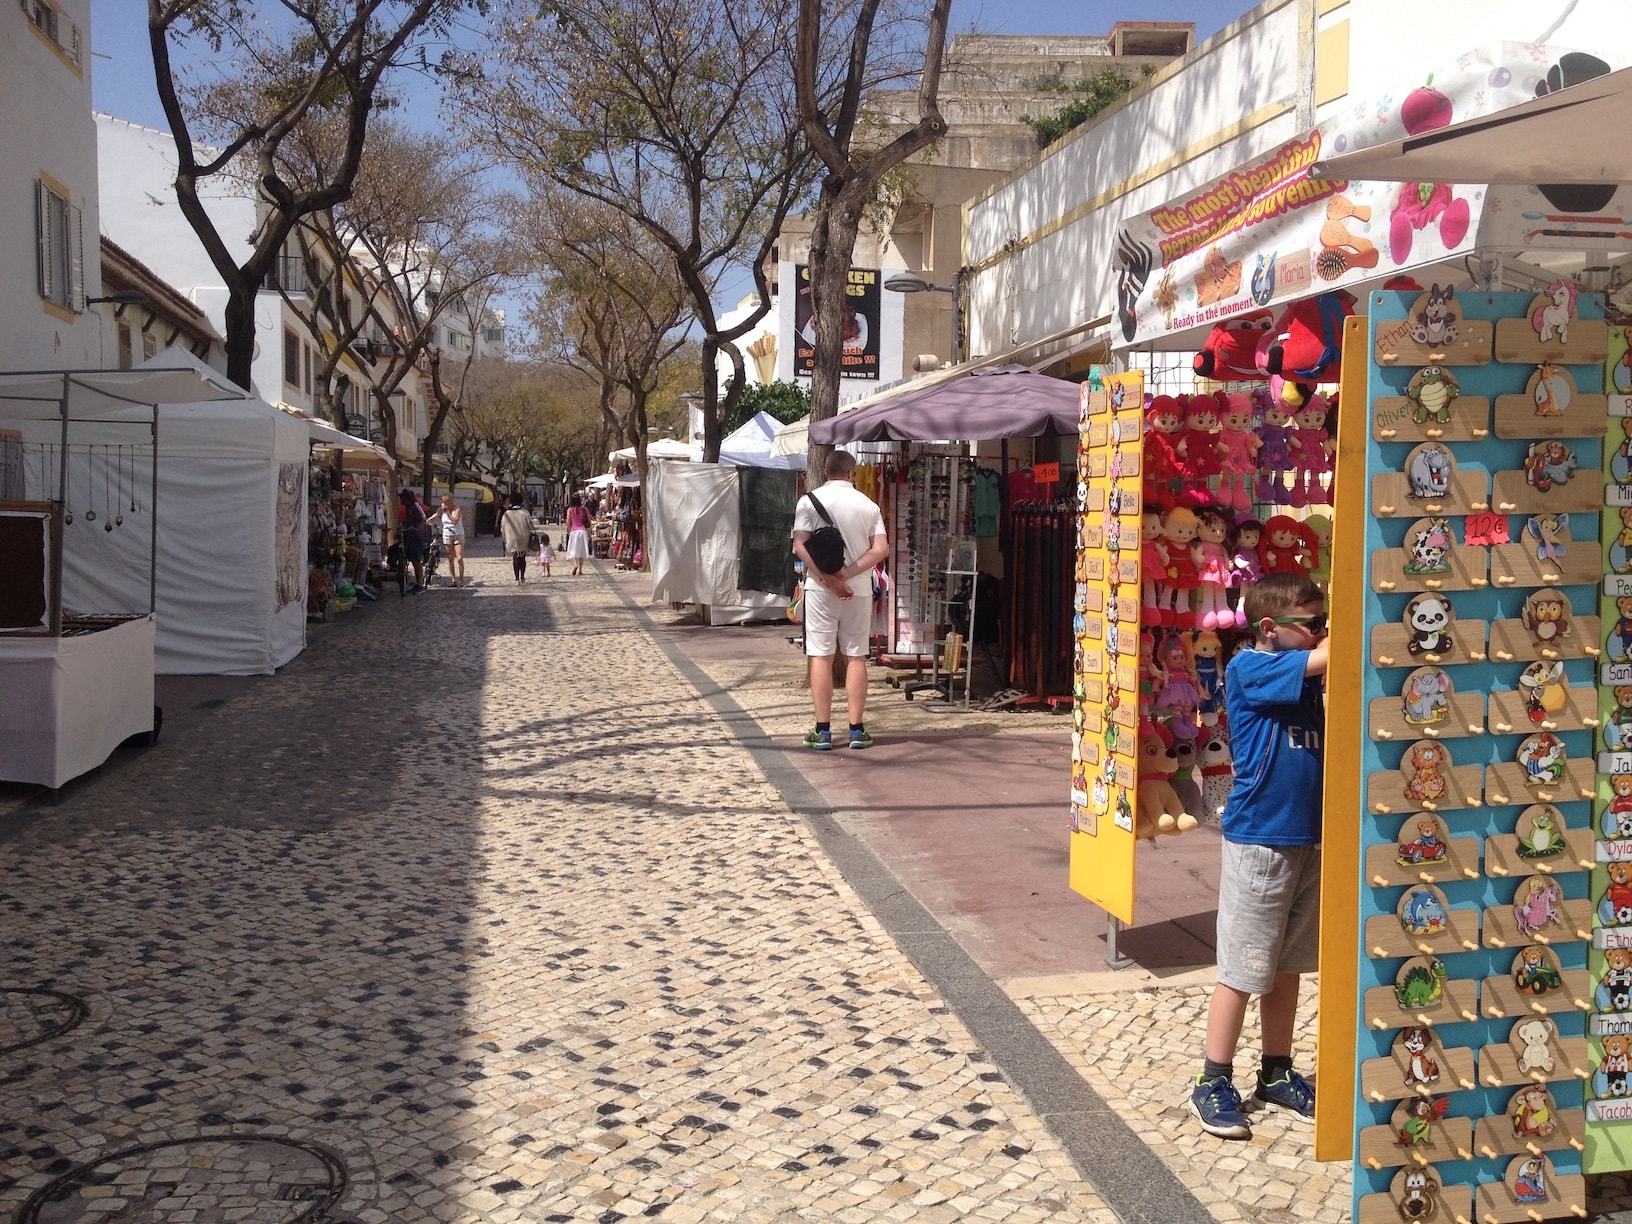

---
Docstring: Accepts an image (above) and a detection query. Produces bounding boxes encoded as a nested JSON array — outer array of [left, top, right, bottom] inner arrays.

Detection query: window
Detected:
[[142, 329, 157, 360], [117, 321, 132, 369], [35, 178, 83, 313], [484, 327, 504, 344], [21, 0, 81, 68], [445, 328, 468, 351], [303, 344, 312, 395], [283, 329, 300, 386]]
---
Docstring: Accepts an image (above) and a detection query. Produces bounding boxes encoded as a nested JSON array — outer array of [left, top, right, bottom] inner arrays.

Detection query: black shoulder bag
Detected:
[[803, 492, 847, 576]]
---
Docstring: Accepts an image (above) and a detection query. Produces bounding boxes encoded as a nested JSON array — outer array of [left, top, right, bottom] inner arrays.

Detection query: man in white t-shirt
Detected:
[[792, 450, 888, 750]]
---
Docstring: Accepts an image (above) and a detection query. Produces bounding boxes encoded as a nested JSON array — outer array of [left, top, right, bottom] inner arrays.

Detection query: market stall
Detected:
[[0, 361, 246, 790]]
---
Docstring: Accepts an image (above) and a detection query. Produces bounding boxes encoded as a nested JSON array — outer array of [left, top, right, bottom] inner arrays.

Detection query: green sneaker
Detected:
[[848, 725, 874, 750], [803, 727, 832, 751]]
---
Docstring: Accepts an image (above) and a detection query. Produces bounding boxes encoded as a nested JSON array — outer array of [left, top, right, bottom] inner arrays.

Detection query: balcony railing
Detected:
[[263, 255, 308, 295]]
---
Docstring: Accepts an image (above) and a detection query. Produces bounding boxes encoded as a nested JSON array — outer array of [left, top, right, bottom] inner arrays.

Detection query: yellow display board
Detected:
[[1068, 372, 1145, 924]]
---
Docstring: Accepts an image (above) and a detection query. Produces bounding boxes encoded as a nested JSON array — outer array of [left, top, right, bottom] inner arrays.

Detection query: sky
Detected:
[[87, 0, 1261, 337]]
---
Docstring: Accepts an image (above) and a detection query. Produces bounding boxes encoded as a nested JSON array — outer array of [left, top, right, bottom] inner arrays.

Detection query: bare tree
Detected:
[[796, 0, 952, 474], [146, 0, 471, 389], [453, 0, 827, 461]]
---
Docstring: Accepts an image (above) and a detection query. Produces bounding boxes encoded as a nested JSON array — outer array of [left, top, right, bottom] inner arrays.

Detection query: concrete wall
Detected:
[[3, 0, 102, 370]]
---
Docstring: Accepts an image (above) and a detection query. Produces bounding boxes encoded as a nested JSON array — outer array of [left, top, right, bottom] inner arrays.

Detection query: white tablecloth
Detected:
[[0, 616, 155, 788]]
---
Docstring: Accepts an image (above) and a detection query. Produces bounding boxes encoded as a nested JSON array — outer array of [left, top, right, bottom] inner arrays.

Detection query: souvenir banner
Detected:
[[1112, 43, 1616, 350]]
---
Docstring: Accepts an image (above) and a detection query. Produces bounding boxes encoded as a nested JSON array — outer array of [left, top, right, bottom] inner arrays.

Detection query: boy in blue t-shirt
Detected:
[[1190, 572, 1329, 1139]]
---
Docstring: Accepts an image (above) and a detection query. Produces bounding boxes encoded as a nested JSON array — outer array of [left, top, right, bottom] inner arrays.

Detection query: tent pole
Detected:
[[55, 374, 69, 634], [149, 414, 158, 613]]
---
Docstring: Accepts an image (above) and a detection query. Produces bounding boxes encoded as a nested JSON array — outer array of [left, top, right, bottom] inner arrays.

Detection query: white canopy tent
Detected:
[[610, 437, 697, 462], [9, 350, 311, 675], [719, 411, 805, 470]]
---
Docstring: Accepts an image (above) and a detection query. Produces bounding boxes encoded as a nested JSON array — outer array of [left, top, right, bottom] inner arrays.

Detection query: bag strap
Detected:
[[806, 491, 836, 527]]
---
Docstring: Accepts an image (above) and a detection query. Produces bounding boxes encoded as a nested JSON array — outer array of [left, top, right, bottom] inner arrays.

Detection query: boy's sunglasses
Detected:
[[1273, 614, 1328, 633]]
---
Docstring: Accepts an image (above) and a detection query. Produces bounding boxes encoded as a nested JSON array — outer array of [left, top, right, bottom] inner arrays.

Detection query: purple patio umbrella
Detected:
[[808, 364, 1083, 444]]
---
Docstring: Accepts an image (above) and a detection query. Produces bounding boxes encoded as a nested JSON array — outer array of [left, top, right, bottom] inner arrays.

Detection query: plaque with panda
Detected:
[[1370, 593, 1486, 668]]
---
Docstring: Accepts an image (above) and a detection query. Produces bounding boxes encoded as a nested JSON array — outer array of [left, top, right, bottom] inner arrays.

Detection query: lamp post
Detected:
[[883, 270, 963, 366]]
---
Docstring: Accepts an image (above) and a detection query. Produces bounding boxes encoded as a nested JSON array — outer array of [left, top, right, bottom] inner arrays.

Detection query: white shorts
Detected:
[[1215, 841, 1321, 995], [804, 581, 871, 658]]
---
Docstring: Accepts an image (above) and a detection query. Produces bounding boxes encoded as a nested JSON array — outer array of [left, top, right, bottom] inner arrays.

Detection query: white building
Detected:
[[4, 0, 100, 370]]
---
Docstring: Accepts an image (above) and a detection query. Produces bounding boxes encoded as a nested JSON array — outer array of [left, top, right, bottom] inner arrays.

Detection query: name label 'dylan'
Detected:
[[1598, 839, 1632, 863]]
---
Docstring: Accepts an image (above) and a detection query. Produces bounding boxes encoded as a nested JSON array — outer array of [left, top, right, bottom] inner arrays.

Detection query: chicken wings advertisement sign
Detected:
[[793, 265, 882, 381], [1112, 44, 1621, 350]]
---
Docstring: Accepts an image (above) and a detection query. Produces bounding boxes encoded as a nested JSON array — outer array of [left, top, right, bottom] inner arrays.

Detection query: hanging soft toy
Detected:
[[1193, 310, 1275, 380], [1175, 393, 1224, 507], [1303, 513, 1334, 589], [1195, 509, 1233, 631], [1262, 514, 1313, 577], [1139, 509, 1167, 623], [1198, 719, 1234, 824], [1155, 506, 1202, 628], [1143, 395, 1185, 510], [1255, 385, 1297, 506], [1136, 718, 1199, 839], [1229, 516, 1263, 628], [1265, 289, 1356, 383], [1153, 632, 1203, 743], [1216, 392, 1261, 512], [1288, 392, 1333, 507], [1192, 630, 1225, 721], [1137, 630, 1159, 720]]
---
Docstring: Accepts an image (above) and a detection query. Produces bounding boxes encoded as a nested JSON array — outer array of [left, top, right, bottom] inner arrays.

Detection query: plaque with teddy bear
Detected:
[[1364, 813, 1480, 888], [1481, 945, 1591, 1024], [1479, 1014, 1589, 1089]]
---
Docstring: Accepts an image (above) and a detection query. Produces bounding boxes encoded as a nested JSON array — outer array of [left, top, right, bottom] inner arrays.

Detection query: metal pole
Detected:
[[1105, 912, 1133, 970], [54, 374, 68, 634], [149, 413, 158, 613]]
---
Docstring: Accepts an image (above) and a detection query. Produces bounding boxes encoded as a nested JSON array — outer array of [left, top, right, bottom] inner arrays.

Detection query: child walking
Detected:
[[537, 533, 554, 577], [1190, 571, 1329, 1140]]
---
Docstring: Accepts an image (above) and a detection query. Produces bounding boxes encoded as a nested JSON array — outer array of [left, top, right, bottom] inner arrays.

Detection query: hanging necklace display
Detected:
[[103, 451, 114, 532], [83, 445, 96, 522], [114, 446, 125, 528]]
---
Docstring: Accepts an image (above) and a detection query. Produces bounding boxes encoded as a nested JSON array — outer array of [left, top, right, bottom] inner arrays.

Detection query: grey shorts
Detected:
[[1215, 841, 1321, 995]]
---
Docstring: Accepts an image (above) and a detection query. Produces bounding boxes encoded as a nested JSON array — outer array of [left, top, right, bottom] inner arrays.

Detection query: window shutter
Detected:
[[36, 180, 56, 302], [68, 202, 84, 311]]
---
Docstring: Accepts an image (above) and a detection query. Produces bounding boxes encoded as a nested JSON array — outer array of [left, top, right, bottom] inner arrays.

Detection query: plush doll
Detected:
[[1155, 506, 1202, 628], [1192, 629, 1225, 718], [1229, 517, 1263, 628], [1265, 290, 1356, 383], [1262, 514, 1312, 576], [1303, 513, 1334, 589], [1255, 391, 1296, 505], [1137, 630, 1159, 720], [1170, 734, 1204, 822], [1139, 510, 1168, 623], [1136, 718, 1199, 838], [1175, 394, 1224, 506], [1288, 393, 1333, 507], [1143, 395, 1185, 510], [1216, 393, 1261, 512], [1195, 509, 1233, 630], [1153, 632, 1202, 741], [1193, 310, 1275, 380], [1197, 719, 1234, 823]]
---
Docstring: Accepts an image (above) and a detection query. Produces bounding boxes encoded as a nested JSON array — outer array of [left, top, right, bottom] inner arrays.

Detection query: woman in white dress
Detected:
[[564, 495, 593, 576], [425, 493, 468, 587]]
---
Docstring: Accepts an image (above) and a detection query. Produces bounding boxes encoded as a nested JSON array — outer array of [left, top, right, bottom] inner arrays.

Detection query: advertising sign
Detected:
[[794, 265, 881, 381]]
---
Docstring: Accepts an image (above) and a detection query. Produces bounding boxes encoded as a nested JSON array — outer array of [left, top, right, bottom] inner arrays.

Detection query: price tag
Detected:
[[1034, 462, 1060, 483]]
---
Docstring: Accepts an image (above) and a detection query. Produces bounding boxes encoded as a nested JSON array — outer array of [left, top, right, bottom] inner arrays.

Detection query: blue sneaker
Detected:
[[1190, 1074, 1251, 1139], [803, 727, 832, 751], [1252, 1068, 1315, 1121], [848, 725, 874, 750]]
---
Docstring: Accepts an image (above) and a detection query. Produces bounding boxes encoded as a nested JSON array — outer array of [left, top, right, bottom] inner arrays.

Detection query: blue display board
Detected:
[[1352, 289, 1614, 1223]]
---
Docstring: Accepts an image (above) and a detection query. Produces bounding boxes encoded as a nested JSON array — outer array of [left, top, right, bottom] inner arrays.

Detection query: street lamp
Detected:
[[86, 289, 149, 311], [883, 270, 963, 365]]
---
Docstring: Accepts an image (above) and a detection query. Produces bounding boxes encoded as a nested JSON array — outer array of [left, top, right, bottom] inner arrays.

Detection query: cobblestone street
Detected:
[[0, 549, 1120, 1224]]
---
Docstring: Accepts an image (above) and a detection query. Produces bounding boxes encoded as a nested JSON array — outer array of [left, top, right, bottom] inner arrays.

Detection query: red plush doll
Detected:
[[1261, 514, 1312, 576], [1143, 395, 1185, 509], [1175, 393, 1224, 506], [1264, 290, 1356, 383], [1193, 310, 1274, 380]]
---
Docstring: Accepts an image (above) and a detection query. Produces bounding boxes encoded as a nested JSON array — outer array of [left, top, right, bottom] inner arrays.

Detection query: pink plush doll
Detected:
[[1153, 632, 1202, 742], [1262, 514, 1312, 577], [1288, 393, 1333, 507], [1175, 394, 1224, 506], [1137, 630, 1159, 719], [1142, 395, 1185, 510], [1215, 393, 1262, 512], [1139, 510, 1167, 623], [1194, 509, 1233, 630], [1156, 506, 1202, 628], [1229, 517, 1264, 628]]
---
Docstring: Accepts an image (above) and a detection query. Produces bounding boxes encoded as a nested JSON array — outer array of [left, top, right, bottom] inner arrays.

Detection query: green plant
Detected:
[[1020, 67, 1149, 149], [725, 379, 811, 433]]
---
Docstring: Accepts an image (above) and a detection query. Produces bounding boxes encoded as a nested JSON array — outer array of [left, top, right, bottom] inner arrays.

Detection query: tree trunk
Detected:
[[804, 181, 865, 478], [699, 335, 723, 463], [223, 283, 258, 391]]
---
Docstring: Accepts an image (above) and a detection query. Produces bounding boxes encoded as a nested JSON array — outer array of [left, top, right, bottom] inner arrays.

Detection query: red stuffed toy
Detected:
[[1264, 290, 1356, 383], [1142, 395, 1185, 509], [1261, 514, 1313, 576], [1193, 310, 1274, 380]]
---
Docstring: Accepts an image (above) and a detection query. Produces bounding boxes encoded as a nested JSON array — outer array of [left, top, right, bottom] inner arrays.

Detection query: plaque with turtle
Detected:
[[1371, 365, 1491, 443]]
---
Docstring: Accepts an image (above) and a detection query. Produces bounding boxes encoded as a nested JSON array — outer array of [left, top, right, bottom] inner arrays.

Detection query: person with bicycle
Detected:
[[397, 488, 428, 594], [426, 493, 468, 588]]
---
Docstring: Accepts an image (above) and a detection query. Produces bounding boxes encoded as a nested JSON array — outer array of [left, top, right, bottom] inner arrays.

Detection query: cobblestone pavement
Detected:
[[0, 549, 1117, 1224]]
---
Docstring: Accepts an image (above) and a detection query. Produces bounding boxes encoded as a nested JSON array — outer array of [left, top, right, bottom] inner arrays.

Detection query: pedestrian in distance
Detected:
[[791, 450, 888, 751], [1189, 570, 1328, 1140], [536, 533, 554, 577], [500, 493, 534, 584], [564, 495, 592, 576], [425, 493, 468, 587], [397, 487, 428, 593]]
